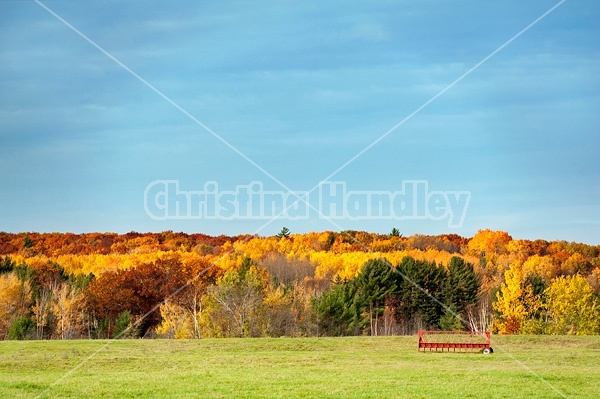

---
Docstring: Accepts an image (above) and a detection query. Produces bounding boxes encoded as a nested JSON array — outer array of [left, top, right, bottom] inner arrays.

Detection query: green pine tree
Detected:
[[443, 256, 480, 314], [276, 227, 291, 239], [354, 259, 397, 336]]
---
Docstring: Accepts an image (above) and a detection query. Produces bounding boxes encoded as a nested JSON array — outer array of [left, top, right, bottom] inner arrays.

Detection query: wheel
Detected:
[[482, 348, 492, 355]]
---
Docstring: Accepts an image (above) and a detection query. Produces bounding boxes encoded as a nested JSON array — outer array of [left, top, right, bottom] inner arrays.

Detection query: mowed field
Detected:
[[0, 335, 598, 399]]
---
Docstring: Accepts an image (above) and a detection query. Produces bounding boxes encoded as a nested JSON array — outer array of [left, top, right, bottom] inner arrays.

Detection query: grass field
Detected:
[[0, 335, 598, 398]]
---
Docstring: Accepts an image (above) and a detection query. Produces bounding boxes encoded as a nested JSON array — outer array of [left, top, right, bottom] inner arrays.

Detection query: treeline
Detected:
[[0, 229, 599, 339]]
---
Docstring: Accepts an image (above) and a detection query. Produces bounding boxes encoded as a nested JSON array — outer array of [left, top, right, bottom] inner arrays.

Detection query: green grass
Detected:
[[0, 335, 598, 398]]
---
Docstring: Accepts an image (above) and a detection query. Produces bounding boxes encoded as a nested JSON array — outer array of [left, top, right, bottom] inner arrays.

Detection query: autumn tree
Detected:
[[260, 252, 316, 287], [52, 283, 87, 339], [406, 234, 460, 253], [32, 283, 55, 339], [178, 258, 221, 338], [561, 253, 592, 276], [156, 302, 194, 338], [18, 260, 69, 339], [521, 255, 559, 285], [205, 258, 268, 337], [85, 257, 187, 337], [0, 273, 32, 339], [262, 286, 299, 337], [493, 264, 525, 334], [468, 230, 512, 256], [85, 271, 138, 338], [545, 275, 600, 335], [493, 263, 544, 334], [157, 258, 221, 338], [588, 267, 600, 293]]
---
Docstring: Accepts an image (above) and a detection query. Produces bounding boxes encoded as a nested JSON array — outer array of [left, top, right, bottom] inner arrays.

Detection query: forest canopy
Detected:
[[0, 229, 598, 340]]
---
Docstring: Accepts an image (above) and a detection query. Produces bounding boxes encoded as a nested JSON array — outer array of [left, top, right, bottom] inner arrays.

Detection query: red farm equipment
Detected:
[[418, 330, 493, 354]]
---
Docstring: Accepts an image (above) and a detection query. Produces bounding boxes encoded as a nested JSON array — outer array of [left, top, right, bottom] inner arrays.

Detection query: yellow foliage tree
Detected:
[[52, 284, 86, 339], [468, 229, 512, 256], [506, 239, 531, 261], [0, 273, 31, 339], [546, 275, 600, 335], [156, 301, 194, 339], [493, 263, 541, 334], [521, 255, 559, 285]]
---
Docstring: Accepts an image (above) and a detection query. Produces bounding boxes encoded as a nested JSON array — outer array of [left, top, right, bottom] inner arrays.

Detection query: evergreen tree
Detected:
[[0, 256, 15, 275], [276, 227, 291, 239], [443, 256, 479, 314], [113, 310, 134, 338], [7, 316, 34, 340], [23, 235, 34, 249], [439, 306, 464, 331], [394, 257, 447, 330], [312, 278, 362, 336], [353, 259, 397, 336], [417, 260, 447, 328]]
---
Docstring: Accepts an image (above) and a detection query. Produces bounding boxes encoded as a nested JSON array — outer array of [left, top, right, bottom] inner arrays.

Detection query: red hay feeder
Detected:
[[418, 330, 493, 354]]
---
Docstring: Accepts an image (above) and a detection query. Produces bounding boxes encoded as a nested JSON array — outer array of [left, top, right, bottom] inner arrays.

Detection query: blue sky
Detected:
[[0, 0, 598, 243]]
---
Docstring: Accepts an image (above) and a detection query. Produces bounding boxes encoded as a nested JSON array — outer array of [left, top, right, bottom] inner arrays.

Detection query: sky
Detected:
[[0, 0, 598, 243]]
